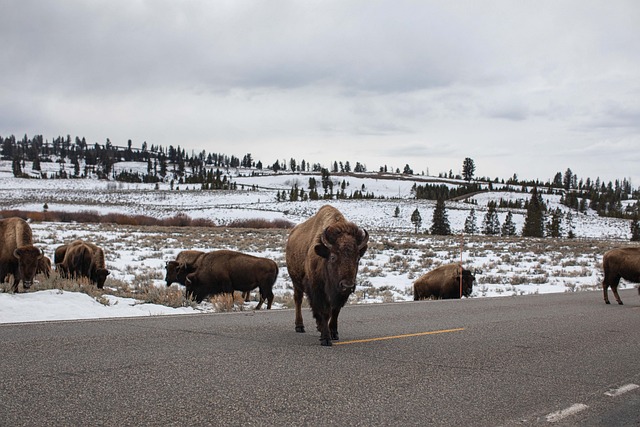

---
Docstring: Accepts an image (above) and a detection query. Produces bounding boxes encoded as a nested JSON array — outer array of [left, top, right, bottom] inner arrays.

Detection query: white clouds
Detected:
[[1, 0, 639, 184]]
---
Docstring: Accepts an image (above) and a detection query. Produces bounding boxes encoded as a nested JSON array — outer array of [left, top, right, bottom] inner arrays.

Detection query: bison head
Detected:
[[13, 246, 44, 289], [459, 269, 475, 298], [165, 261, 180, 286], [93, 268, 110, 289], [314, 225, 369, 294], [174, 262, 195, 286]]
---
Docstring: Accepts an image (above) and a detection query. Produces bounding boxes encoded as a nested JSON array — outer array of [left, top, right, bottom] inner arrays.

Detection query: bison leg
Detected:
[[11, 276, 20, 293], [293, 286, 305, 333], [255, 295, 264, 310], [312, 306, 332, 346], [611, 285, 624, 305], [242, 291, 251, 302], [257, 287, 274, 310], [329, 306, 342, 341], [603, 273, 621, 305]]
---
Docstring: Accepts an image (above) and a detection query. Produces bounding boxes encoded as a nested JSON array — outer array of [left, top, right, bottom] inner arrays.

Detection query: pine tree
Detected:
[[483, 201, 501, 235], [522, 187, 545, 237], [462, 157, 475, 181], [464, 208, 479, 235], [501, 211, 517, 236], [631, 217, 640, 242], [430, 199, 451, 235], [394, 206, 400, 218], [12, 158, 22, 177], [547, 208, 563, 238], [411, 208, 422, 233], [566, 210, 576, 238]]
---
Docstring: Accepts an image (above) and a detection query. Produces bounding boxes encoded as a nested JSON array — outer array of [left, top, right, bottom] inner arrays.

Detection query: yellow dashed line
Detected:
[[334, 327, 465, 345]]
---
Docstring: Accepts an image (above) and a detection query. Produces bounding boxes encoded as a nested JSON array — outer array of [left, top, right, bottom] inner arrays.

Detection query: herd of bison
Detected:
[[2, 205, 640, 345]]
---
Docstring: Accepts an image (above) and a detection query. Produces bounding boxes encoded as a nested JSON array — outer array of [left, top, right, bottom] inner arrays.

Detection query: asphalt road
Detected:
[[1, 289, 640, 426]]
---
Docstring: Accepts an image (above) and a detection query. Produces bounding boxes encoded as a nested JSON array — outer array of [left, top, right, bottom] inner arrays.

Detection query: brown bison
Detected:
[[166, 250, 251, 302], [57, 240, 110, 288], [0, 217, 44, 292], [37, 255, 52, 278], [183, 250, 278, 309], [602, 247, 640, 305], [286, 205, 369, 346], [413, 263, 475, 300]]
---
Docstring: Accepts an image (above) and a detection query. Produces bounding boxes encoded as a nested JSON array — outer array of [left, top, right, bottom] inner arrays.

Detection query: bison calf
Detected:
[[414, 263, 475, 300], [602, 247, 640, 305]]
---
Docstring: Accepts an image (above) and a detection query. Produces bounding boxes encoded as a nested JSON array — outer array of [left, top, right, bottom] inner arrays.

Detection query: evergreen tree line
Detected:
[[412, 188, 580, 238], [2, 134, 638, 221]]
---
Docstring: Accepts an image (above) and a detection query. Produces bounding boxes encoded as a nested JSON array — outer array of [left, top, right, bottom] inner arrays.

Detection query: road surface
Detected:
[[1, 289, 639, 426]]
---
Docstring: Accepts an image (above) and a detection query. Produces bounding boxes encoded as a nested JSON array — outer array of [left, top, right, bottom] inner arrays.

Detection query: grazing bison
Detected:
[[0, 217, 44, 292], [602, 247, 640, 305], [413, 263, 475, 300], [286, 205, 369, 346], [57, 240, 110, 288], [166, 250, 252, 302], [37, 255, 52, 278], [165, 250, 205, 286], [184, 250, 278, 309]]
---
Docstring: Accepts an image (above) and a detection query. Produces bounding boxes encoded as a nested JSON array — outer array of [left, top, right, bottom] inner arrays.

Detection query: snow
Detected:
[[0, 290, 198, 323], [0, 160, 637, 324]]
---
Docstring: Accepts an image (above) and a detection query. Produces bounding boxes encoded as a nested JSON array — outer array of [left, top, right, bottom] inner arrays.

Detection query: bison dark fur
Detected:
[[165, 250, 205, 286], [57, 240, 110, 288], [184, 250, 278, 309], [285, 205, 369, 346], [413, 263, 475, 300], [602, 247, 640, 305], [0, 217, 43, 292]]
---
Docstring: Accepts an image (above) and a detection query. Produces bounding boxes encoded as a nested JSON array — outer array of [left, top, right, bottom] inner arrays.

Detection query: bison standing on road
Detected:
[[183, 250, 278, 309], [414, 263, 475, 300], [57, 240, 110, 288], [602, 247, 640, 305], [286, 205, 369, 346], [0, 217, 43, 292]]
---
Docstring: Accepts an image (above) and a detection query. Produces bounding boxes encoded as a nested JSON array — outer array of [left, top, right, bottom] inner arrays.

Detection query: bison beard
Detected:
[[286, 205, 369, 346]]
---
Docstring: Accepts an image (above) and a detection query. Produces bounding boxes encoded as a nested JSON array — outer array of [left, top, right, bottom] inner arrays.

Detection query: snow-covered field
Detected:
[[0, 160, 637, 323]]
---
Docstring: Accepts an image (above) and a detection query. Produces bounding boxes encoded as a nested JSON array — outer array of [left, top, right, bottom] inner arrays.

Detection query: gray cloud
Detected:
[[1, 0, 639, 184]]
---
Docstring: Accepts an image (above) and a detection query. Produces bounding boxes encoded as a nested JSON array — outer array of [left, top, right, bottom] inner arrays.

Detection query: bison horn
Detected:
[[13, 248, 20, 259], [357, 228, 369, 249], [320, 228, 333, 250]]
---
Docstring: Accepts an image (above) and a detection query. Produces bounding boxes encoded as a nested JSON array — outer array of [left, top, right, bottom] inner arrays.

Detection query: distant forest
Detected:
[[1, 133, 638, 219]]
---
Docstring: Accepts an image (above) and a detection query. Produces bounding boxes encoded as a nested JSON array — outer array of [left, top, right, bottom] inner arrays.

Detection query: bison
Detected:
[[285, 205, 369, 346], [602, 247, 640, 305], [413, 263, 475, 300], [57, 240, 110, 288], [0, 217, 44, 292], [166, 250, 252, 302], [37, 255, 52, 278], [183, 250, 278, 309]]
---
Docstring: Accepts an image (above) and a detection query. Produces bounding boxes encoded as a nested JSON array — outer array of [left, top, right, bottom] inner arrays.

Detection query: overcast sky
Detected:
[[1, 1, 639, 185]]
